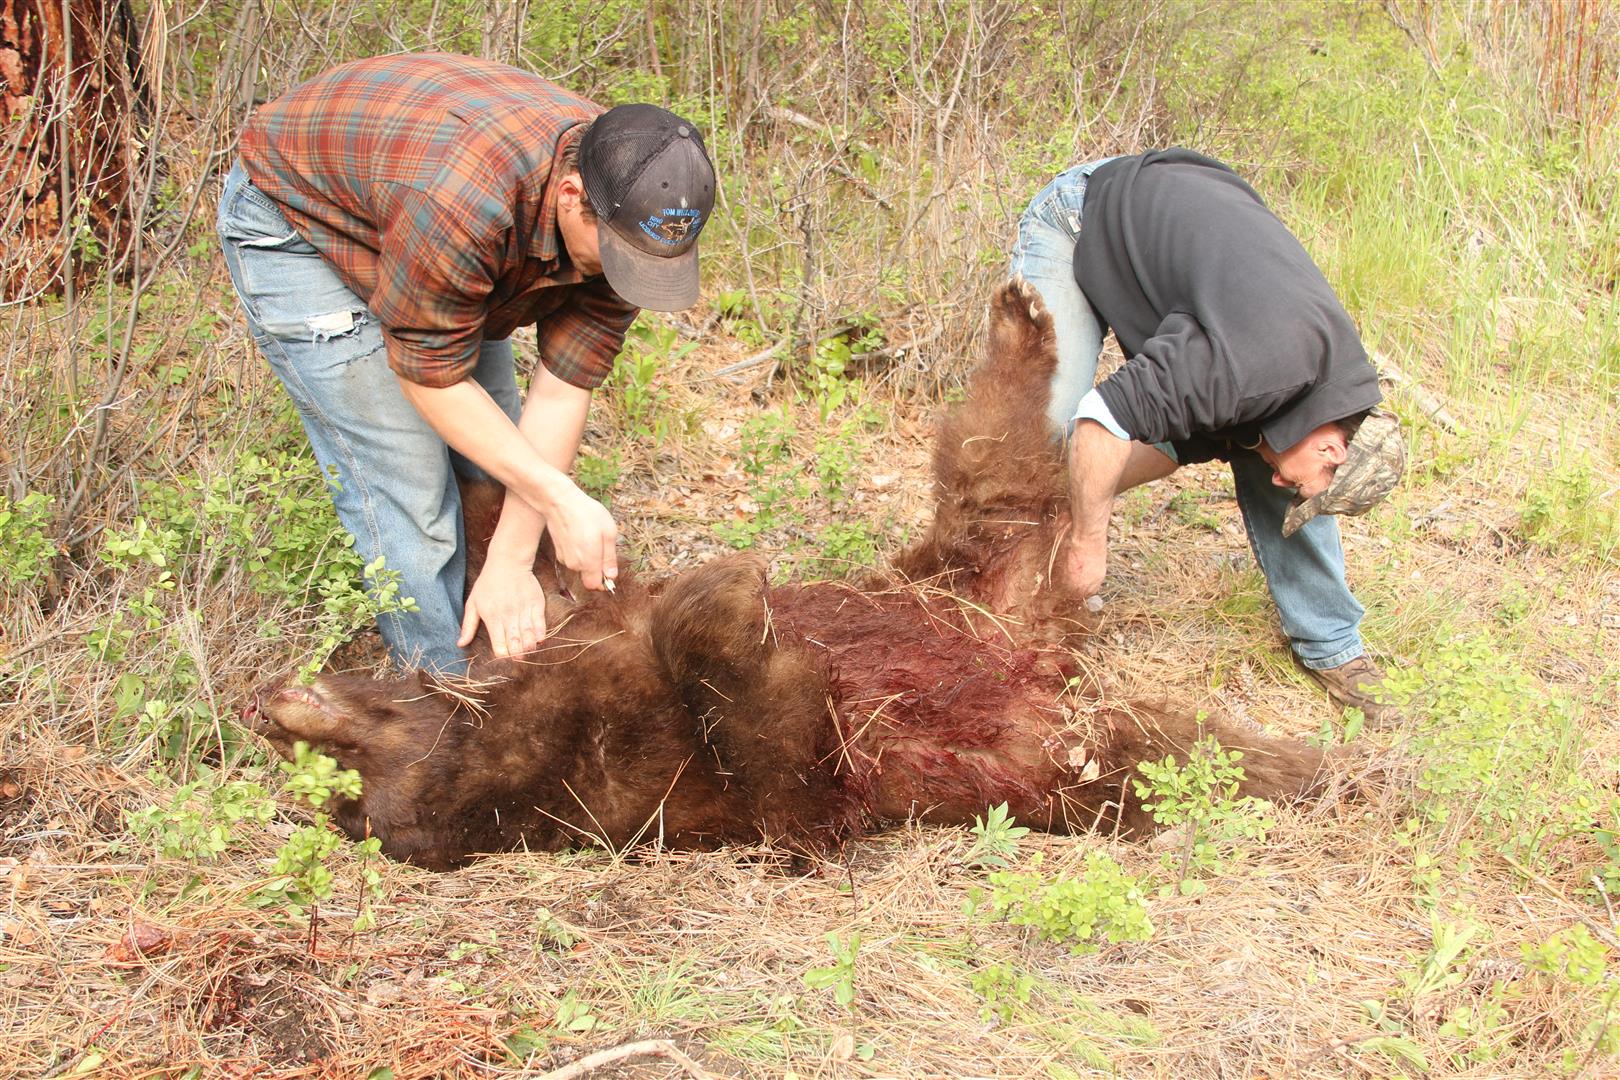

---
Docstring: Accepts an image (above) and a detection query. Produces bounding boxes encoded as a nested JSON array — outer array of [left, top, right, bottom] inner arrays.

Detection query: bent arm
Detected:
[[397, 375, 617, 590], [484, 366, 593, 567], [1064, 421, 1178, 597], [1067, 420, 1135, 549]]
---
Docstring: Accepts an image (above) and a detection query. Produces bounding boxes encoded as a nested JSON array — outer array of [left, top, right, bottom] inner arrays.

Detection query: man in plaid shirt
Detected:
[[217, 54, 715, 673]]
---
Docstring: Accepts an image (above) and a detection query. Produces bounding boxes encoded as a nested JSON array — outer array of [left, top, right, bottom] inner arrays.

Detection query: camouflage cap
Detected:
[[1281, 410, 1405, 538]]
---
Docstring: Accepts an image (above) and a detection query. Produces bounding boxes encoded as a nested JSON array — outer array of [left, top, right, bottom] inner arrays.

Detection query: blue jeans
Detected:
[[216, 162, 520, 673], [1010, 161, 1365, 669]]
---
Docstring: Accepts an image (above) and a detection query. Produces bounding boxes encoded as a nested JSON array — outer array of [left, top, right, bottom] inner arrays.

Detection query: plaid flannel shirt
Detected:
[[239, 53, 637, 389]]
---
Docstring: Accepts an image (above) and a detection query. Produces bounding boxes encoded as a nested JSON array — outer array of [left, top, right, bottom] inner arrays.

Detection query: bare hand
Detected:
[[542, 484, 620, 592], [460, 559, 549, 657], [1063, 531, 1108, 598]]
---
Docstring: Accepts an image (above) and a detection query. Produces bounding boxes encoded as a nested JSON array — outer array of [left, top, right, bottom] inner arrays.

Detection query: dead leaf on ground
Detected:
[[0, 917, 39, 947], [106, 921, 175, 963]]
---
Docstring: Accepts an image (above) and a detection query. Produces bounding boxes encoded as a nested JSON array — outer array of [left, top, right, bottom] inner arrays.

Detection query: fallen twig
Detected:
[[534, 1038, 716, 1080], [713, 339, 790, 379], [1376, 353, 1458, 433]]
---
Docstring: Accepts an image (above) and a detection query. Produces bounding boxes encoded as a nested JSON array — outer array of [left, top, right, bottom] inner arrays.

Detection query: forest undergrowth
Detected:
[[2, 2, 1618, 1076]]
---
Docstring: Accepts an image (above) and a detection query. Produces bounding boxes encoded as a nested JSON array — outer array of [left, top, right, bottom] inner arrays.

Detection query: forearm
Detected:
[[1066, 420, 1134, 542], [396, 376, 576, 531], [488, 368, 592, 560]]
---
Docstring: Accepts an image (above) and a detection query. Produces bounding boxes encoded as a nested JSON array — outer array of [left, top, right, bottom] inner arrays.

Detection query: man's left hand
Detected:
[[460, 557, 549, 657]]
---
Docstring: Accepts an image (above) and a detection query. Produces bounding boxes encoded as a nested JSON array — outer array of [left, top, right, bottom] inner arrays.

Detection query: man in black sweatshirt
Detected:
[[1009, 149, 1404, 724]]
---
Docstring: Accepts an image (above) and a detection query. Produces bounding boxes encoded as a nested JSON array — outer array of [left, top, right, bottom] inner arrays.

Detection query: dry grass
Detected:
[[5, 2, 1620, 1076], [3, 333, 1616, 1076]]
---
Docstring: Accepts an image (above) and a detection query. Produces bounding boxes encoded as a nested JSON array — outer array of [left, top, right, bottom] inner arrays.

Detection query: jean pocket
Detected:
[[231, 244, 384, 370], [219, 182, 301, 240]]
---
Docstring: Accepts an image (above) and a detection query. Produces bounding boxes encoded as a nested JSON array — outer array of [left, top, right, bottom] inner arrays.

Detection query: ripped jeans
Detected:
[[216, 161, 519, 673]]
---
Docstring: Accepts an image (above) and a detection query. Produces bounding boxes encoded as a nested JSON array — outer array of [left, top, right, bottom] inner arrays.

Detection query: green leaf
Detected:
[[1354, 1035, 1430, 1071]]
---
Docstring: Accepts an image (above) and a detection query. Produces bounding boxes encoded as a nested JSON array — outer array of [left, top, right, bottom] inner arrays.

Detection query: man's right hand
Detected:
[[1063, 530, 1109, 598], [539, 482, 619, 592]]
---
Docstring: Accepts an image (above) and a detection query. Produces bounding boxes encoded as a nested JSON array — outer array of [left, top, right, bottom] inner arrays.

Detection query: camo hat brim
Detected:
[[1281, 410, 1405, 538]]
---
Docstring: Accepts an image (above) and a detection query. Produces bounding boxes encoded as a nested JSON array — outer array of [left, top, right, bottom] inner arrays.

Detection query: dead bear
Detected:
[[245, 280, 1337, 870]]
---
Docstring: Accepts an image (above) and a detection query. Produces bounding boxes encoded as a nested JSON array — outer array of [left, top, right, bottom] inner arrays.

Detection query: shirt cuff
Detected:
[[1072, 388, 1131, 441]]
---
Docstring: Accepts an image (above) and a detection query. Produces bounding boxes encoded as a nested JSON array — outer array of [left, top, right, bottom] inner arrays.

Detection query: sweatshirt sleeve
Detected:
[[1094, 311, 1311, 445]]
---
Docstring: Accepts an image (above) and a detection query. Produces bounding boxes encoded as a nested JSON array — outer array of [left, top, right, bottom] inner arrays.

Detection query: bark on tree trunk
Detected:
[[1, 0, 148, 300]]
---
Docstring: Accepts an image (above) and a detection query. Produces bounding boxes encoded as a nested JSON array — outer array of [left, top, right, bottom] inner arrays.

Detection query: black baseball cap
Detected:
[[579, 104, 715, 311]]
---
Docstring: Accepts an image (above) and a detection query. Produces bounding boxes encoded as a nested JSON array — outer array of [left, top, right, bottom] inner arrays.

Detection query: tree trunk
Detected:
[[0, 0, 148, 300]]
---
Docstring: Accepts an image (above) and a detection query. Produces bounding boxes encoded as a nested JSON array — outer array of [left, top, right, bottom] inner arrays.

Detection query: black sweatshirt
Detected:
[[1075, 149, 1381, 460]]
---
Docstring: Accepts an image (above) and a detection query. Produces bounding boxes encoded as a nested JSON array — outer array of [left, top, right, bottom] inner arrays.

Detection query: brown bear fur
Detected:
[[247, 280, 1335, 870]]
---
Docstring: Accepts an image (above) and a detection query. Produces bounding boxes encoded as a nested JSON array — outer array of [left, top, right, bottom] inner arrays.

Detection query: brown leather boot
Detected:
[[1303, 655, 1400, 728]]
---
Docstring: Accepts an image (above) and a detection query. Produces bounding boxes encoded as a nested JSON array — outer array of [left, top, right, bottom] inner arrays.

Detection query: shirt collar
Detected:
[[535, 123, 587, 267]]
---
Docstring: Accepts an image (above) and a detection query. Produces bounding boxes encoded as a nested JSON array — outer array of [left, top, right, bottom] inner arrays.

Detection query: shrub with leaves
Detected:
[[1382, 634, 1607, 887], [609, 318, 698, 441], [1523, 924, 1620, 1070], [125, 777, 276, 861], [964, 802, 1030, 870], [0, 491, 56, 587], [716, 408, 802, 549], [969, 962, 1035, 1024], [258, 742, 380, 925], [1133, 735, 1275, 893], [812, 424, 863, 503], [278, 740, 363, 806], [803, 931, 861, 1007], [131, 451, 418, 672], [575, 450, 621, 504], [972, 851, 1154, 954], [1519, 457, 1619, 561], [813, 520, 881, 569]]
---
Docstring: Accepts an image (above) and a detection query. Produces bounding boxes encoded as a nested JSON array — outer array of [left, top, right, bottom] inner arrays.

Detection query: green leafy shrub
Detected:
[[964, 802, 1030, 870], [1133, 735, 1275, 893], [278, 739, 363, 806], [1382, 635, 1606, 885], [258, 742, 381, 925], [806, 333, 861, 420], [812, 520, 881, 569], [610, 319, 698, 441], [125, 778, 275, 860], [575, 450, 621, 504], [812, 428, 862, 504], [100, 517, 183, 571], [715, 408, 802, 549], [803, 931, 861, 1007], [123, 453, 417, 680], [969, 962, 1035, 1024], [0, 492, 55, 587], [1523, 924, 1620, 1070], [1520, 458, 1619, 561], [972, 851, 1154, 954]]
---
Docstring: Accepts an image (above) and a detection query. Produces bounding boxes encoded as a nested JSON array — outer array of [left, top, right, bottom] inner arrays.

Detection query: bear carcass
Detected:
[[245, 280, 1336, 870]]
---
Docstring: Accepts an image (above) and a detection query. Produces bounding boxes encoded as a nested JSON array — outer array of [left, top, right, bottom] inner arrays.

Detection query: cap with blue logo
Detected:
[[578, 103, 715, 312]]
